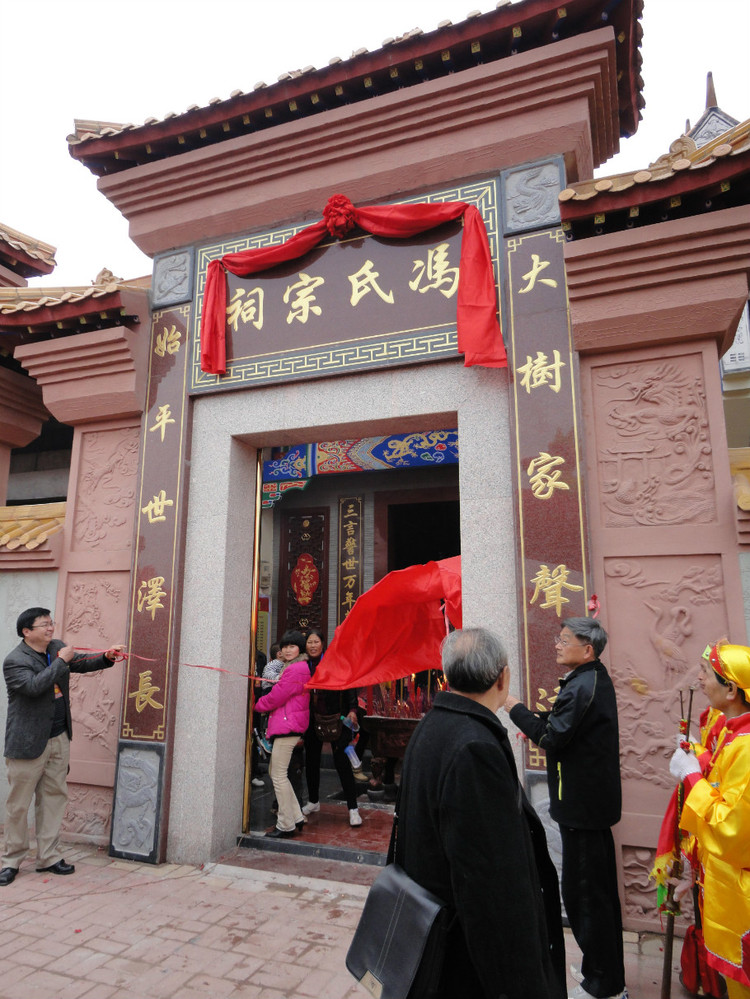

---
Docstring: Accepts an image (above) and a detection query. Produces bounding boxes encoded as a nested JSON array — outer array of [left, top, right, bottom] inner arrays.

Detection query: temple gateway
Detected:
[[2, 0, 750, 935]]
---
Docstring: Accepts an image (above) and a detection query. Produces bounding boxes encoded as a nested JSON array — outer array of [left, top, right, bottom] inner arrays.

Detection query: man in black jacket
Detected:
[[504, 617, 626, 999], [396, 627, 566, 999], [0, 607, 122, 886]]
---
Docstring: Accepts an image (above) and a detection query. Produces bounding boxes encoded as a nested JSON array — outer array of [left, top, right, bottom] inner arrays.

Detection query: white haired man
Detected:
[[396, 627, 566, 999]]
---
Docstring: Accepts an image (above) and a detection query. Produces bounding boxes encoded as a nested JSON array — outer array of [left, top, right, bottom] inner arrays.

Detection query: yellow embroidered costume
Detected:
[[678, 643, 750, 996]]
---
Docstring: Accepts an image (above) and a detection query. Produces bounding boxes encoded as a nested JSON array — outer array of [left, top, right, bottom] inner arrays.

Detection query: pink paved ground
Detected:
[[0, 840, 697, 999]]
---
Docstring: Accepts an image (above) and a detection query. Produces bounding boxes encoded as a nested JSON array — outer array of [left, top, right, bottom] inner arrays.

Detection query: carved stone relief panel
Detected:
[[689, 108, 739, 148], [69, 666, 120, 767], [110, 746, 161, 858], [604, 553, 727, 931], [65, 571, 125, 642], [603, 554, 727, 819], [65, 571, 126, 786], [151, 249, 194, 309], [502, 160, 563, 234], [62, 784, 114, 843], [73, 427, 140, 551], [621, 844, 693, 931], [591, 356, 715, 527]]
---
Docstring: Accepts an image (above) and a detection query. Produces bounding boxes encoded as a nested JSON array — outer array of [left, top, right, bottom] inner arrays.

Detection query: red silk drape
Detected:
[[200, 196, 506, 374], [305, 556, 462, 691]]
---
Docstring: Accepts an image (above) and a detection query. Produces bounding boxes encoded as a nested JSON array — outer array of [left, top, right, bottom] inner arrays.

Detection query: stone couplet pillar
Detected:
[[15, 325, 148, 843], [500, 160, 591, 833], [107, 303, 192, 863], [564, 204, 750, 931], [0, 367, 49, 503]]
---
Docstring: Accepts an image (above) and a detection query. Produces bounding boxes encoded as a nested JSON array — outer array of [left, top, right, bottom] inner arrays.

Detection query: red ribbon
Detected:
[[200, 193, 506, 374], [78, 647, 269, 682]]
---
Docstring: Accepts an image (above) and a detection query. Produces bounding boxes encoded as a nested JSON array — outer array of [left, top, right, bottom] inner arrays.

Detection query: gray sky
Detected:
[[2, 0, 749, 286]]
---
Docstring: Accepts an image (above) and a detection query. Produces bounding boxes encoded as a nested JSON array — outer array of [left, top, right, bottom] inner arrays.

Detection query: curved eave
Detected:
[[68, 0, 643, 177], [560, 148, 750, 224], [0, 288, 148, 335], [0, 246, 56, 279]]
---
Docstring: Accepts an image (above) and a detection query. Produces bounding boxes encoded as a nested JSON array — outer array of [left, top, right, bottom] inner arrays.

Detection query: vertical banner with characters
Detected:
[[110, 304, 191, 862], [506, 228, 590, 772], [337, 496, 363, 625]]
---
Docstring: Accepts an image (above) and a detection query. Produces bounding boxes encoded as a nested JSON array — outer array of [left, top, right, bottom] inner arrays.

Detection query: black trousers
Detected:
[[560, 825, 625, 998], [303, 726, 358, 809]]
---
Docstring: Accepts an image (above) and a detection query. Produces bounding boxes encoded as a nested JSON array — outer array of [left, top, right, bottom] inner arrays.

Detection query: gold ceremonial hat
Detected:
[[704, 642, 750, 701]]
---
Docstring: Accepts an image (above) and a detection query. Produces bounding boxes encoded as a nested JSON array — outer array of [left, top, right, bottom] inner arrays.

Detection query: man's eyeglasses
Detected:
[[30, 621, 55, 630], [554, 635, 588, 648]]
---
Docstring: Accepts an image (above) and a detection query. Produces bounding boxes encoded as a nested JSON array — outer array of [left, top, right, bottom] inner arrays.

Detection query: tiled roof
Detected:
[[0, 502, 65, 552], [0, 276, 120, 316], [559, 115, 750, 226], [67, 0, 643, 177], [0, 272, 150, 335], [0, 222, 56, 275]]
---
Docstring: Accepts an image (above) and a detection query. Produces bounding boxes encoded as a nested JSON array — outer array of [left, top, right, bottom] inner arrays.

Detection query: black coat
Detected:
[[4, 638, 113, 759], [395, 691, 566, 999], [307, 656, 357, 718], [509, 659, 621, 829]]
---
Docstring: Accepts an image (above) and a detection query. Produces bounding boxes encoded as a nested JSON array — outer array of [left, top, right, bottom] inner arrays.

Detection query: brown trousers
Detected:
[[3, 732, 69, 869]]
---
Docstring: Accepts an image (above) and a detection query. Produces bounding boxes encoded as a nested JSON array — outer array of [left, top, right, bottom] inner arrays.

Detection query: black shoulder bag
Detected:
[[345, 790, 454, 999]]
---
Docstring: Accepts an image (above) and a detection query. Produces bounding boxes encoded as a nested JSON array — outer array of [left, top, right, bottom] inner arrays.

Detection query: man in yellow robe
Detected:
[[669, 642, 750, 998]]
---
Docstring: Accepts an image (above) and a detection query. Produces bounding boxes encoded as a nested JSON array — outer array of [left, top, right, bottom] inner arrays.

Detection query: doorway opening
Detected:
[[244, 457, 460, 862], [388, 500, 460, 571]]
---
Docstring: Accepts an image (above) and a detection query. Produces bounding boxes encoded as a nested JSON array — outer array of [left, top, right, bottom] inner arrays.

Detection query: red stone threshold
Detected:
[[218, 843, 383, 887], [237, 801, 392, 867]]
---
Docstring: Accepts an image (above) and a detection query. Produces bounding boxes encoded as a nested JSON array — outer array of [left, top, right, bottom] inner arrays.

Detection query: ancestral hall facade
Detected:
[[2, 0, 750, 934]]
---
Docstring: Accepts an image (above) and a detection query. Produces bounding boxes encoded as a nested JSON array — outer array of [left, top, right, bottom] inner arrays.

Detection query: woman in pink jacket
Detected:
[[255, 630, 311, 838]]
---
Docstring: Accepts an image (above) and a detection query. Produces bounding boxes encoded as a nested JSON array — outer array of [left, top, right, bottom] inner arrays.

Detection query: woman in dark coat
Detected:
[[301, 629, 362, 826]]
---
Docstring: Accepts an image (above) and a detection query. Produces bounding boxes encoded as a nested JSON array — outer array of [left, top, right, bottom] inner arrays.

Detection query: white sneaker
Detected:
[[301, 801, 319, 815], [251, 777, 264, 787], [349, 808, 363, 827]]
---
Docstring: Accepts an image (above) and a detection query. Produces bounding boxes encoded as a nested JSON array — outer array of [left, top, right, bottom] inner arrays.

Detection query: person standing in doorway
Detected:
[[302, 629, 362, 827], [504, 616, 626, 999], [254, 630, 310, 838], [0, 607, 122, 886]]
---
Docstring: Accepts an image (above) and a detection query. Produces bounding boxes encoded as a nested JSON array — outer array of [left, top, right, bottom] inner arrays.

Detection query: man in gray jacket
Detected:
[[0, 607, 122, 886]]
